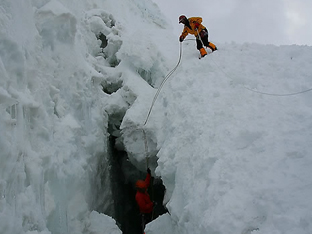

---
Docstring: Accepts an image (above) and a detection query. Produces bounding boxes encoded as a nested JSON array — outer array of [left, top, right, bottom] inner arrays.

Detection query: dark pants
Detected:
[[140, 213, 152, 234], [196, 28, 215, 51]]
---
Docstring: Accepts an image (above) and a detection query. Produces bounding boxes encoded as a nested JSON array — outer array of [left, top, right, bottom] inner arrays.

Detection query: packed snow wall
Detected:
[[0, 0, 174, 233]]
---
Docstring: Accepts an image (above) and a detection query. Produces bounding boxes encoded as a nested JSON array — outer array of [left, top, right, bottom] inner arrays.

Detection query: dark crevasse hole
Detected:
[[137, 69, 153, 87], [108, 135, 141, 234], [96, 32, 121, 68], [96, 61, 167, 233], [101, 79, 123, 95], [108, 135, 168, 234], [97, 32, 108, 49]]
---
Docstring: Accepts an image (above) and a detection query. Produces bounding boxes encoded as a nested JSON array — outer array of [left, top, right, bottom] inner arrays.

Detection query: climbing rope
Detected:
[[142, 42, 183, 169], [196, 28, 204, 47], [209, 55, 312, 97], [141, 41, 312, 169], [243, 86, 312, 96], [142, 129, 149, 168], [143, 42, 183, 126]]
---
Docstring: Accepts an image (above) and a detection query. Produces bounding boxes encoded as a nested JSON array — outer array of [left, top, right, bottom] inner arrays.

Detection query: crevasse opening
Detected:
[[99, 126, 167, 234], [86, 8, 169, 233]]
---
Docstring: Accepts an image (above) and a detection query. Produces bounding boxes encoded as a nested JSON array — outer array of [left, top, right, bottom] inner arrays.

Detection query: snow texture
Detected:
[[1, 0, 312, 234]]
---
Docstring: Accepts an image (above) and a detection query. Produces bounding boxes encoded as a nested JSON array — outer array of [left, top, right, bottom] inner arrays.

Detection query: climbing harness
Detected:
[[196, 28, 205, 47]]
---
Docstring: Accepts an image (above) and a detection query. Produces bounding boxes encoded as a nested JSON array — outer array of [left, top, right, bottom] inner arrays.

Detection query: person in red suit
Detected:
[[135, 168, 155, 233]]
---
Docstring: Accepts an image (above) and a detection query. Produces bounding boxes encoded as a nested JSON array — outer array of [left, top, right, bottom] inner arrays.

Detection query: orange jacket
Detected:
[[180, 17, 206, 38], [135, 173, 153, 213]]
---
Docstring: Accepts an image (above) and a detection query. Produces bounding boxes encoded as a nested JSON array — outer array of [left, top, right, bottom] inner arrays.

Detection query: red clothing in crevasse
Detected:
[[135, 173, 153, 213]]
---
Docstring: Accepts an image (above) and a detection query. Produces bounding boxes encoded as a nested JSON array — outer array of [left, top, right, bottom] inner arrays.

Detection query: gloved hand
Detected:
[[147, 168, 151, 175], [194, 22, 200, 29], [179, 35, 184, 42]]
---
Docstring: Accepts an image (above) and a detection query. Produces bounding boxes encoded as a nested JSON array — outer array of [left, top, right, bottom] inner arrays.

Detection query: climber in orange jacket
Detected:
[[135, 168, 155, 233], [179, 15, 217, 58]]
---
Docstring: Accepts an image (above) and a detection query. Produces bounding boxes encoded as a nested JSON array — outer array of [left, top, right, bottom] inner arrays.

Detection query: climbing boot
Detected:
[[207, 42, 217, 52], [199, 48, 207, 58]]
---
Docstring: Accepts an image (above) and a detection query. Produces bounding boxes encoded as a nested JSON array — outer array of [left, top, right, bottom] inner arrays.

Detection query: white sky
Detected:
[[151, 0, 312, 46]]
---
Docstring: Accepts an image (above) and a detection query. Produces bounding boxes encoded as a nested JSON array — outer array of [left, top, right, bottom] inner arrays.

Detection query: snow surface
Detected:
[[1, 0, 312, 234]]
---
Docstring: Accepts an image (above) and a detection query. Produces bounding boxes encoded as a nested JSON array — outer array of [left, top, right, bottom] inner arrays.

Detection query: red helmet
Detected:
[[136, 180, 146, 189], [179, 15, 187, 24]]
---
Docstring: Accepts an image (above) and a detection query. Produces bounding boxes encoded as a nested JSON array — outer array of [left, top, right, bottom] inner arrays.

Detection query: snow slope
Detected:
[[1, 0, 312, 234], [123, 43, 312, 234]]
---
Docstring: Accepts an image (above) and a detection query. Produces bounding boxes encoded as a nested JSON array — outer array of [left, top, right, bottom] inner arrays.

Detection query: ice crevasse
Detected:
[[1, 0, 312, 234]]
